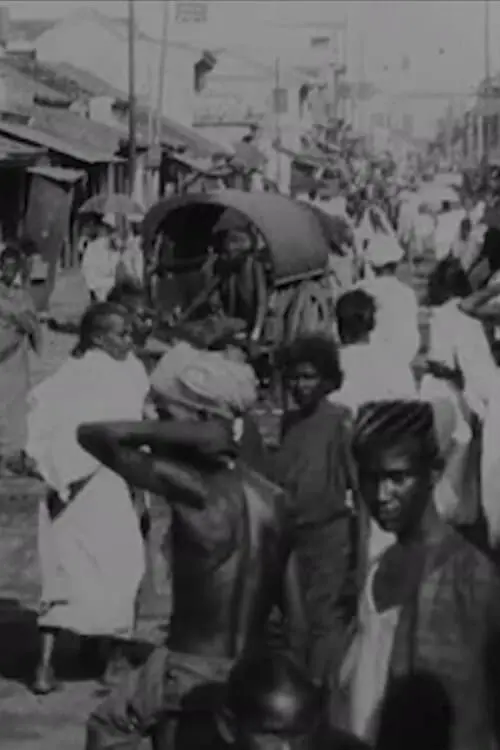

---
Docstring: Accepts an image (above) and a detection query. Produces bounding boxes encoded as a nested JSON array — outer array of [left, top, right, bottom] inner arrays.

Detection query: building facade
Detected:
[[34, 8, 206, 127]]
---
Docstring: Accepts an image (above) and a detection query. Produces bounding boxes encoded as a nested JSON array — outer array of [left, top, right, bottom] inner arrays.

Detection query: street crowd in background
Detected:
[[3, 143, 500, 749]]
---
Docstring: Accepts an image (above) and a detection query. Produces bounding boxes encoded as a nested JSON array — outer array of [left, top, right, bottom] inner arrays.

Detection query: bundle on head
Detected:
[[150, 344, 259, 422]]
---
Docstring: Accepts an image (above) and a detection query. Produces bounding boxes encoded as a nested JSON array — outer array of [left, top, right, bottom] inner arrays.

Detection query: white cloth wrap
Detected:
[[26, 350, 149, 637]]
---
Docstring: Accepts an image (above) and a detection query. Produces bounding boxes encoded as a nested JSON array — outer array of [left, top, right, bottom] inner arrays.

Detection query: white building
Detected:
[[34, 8, 207, 127]]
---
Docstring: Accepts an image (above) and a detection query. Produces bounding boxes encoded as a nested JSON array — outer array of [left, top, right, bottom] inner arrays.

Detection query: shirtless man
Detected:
[[78, 350, 305, 750]]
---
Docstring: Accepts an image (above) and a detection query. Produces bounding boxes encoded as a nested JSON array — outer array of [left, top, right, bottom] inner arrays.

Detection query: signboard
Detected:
[[174, 1, 208, 23]]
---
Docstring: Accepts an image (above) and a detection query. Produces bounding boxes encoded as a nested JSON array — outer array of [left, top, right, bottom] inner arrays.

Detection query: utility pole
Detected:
[[340, 16, 348, 123], [328, 21, 347, 123], [357, 31, 366, 133], [274, 56, 282, 187], [155, 0, 170, 144], [483, 0, 491, 166], [127, 0, 137, 196]]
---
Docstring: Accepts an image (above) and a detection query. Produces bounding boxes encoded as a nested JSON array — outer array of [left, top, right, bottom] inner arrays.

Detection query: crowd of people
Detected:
[[4, 156, 500, 750]]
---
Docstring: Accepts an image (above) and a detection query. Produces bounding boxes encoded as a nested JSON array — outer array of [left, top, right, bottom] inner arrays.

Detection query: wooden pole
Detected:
[[155, 0, 170, 144], [483, 0, 491, 166], [147, 62, 155, 146], [274, 56, 282, 187], [340, 17, 348, 122], [128, 0, 137, 196], [357, 32, 365, 133]]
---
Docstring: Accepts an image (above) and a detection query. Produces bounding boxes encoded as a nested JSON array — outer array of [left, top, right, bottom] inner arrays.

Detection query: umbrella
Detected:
[[78, 193, 144, 216]]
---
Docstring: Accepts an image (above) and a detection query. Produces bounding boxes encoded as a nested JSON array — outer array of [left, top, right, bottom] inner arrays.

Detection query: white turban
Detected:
[[149, 341, 201, 397], [150, 343, 258, 420]]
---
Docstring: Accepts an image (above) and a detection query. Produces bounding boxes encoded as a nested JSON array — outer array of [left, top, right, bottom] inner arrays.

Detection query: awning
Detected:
[[27, 166, 86, 183], [0, 134, 45, 165], [0, 120, 123, 164], [157, 117, 232, 159]]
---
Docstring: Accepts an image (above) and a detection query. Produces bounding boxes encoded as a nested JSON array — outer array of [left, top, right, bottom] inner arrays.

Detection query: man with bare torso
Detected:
[[78, 349, 305, 750]]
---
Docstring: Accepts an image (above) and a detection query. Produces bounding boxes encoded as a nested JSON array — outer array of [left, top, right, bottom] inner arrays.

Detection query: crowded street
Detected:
[[2, 1, 500, 749]]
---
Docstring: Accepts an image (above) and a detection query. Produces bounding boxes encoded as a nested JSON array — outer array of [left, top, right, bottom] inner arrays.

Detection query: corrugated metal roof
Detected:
[[48, 61, 127, 100], [4, 48, 230, 158], [30, 105, 127, 154], [27, 165, 86, 183], [0, 118, 122, 164], [2, 56, 125, 103], [0, 58, 71, 106], [0, 133, 45, 162]]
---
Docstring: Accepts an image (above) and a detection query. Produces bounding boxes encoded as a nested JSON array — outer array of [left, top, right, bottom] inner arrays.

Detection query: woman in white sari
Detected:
[[26, 302, 149, 694]]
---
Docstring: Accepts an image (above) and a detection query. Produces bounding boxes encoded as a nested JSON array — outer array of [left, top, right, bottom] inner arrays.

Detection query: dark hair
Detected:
[[72, 302, 127, 358], [427, 255, 472, 305], [336, 289, 377, 344], [225, 651, 321, 734], [283, 333, 343, 390], [353, 400, 441, 469], [107, 279, 144, 305]]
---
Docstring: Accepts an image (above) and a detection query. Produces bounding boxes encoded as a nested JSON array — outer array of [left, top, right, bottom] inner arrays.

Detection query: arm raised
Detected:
[[77, 420, 234, 507]]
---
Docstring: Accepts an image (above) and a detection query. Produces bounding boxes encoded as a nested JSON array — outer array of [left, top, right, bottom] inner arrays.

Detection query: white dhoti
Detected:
[[27, 349, 149, 637], [38, 468, 145, 637]]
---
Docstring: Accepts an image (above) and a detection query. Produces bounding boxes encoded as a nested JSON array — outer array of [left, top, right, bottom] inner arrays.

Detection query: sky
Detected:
[[3, 1, 494, 99]]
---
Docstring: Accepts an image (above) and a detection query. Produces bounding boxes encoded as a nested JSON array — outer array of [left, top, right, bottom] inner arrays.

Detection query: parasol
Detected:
[[78, 193, 144, 217]]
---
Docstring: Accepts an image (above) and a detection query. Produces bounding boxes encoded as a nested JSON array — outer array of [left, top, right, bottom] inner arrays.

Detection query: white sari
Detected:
[[26, 349, 149, 637]]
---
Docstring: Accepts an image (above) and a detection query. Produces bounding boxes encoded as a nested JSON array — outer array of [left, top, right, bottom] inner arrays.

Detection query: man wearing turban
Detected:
[[149, 338, 268, 474], [338, 399, 500, 750], [77, 347, 306, 750]]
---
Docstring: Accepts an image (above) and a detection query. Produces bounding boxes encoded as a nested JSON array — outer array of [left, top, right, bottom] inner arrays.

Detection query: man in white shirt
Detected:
[[330, 288, 417, 563], [332, 289, 417, 412], [357, 224, 420, 371], [81, 214, 121, 302]]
